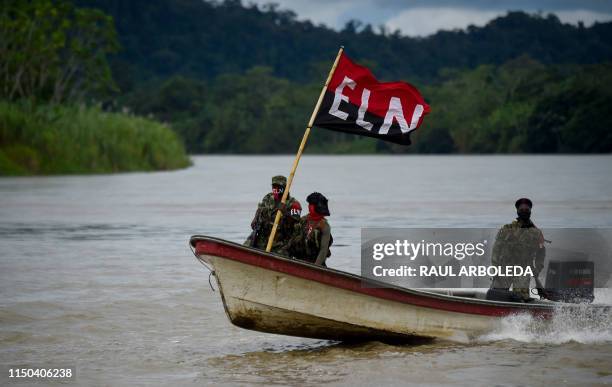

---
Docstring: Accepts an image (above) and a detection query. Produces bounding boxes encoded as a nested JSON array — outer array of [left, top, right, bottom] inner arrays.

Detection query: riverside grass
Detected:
[[0, 101, 190, 175]]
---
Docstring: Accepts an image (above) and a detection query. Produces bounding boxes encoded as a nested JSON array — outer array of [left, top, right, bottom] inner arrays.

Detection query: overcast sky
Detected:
[[246, 0, 612, 36]]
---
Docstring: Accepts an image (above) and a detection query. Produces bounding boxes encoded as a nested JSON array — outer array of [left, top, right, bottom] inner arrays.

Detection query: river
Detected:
[[1, 155, 611, 385]]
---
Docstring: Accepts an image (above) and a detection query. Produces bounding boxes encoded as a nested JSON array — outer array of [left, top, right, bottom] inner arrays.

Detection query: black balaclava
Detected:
[[515, 197, 533, 224], [517, 208, 531, 222]]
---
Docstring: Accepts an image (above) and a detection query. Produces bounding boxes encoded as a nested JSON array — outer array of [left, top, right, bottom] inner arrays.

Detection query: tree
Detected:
[[0, 0, 119, 104]]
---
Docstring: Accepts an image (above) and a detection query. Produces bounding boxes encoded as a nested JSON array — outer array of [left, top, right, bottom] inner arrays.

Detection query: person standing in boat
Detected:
[[284, 192, 333, 266], [245, 175, 302, 252], [489, 198, 546, 301]]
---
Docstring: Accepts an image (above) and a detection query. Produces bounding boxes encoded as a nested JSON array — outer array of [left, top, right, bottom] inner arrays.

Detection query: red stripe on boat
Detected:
[[194, 239, 552, 318]]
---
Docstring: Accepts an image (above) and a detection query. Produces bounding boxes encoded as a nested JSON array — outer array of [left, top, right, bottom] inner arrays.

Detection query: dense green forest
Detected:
[[120, 59, 612, 154], [3, 0, 611, 171], [76, 0, 612, 85], [75, 0, 612, 154], [0, 0, 189, 175], [417, 59, 612, 153]]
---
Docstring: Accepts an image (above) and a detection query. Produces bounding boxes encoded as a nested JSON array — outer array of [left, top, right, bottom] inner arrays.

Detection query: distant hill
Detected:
[[72, 0, 612, 154], [76, 0, 612, 90]]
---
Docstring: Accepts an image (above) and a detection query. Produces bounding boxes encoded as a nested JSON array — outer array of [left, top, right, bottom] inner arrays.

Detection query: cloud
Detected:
[[385, 7, 612, 36], [245, 0, 612, 35], [247, 0, 367, 27], [385, 7, 501, 36], [553, 9, 612, 25]]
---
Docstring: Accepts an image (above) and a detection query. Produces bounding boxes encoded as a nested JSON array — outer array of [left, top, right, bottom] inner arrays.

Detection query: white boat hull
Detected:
[[211, 255, 496, 341], [191, 236, 562, 342]]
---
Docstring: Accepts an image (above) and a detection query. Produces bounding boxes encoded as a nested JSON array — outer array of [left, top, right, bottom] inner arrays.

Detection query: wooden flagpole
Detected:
[[265, 46, 344, 252]]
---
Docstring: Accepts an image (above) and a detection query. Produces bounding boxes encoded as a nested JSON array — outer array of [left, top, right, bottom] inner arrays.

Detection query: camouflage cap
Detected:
[[271, 175, 287, 186]]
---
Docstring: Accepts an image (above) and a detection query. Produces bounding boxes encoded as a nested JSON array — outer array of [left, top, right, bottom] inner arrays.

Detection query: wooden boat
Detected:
[[190, 235, 602, 342]]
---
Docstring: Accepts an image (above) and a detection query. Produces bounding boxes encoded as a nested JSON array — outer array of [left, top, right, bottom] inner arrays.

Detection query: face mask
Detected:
[[272, 186, 284, 201], [517, 209, 531, 221], [308, 203, 324, 221], [308, 203, 316, 215]]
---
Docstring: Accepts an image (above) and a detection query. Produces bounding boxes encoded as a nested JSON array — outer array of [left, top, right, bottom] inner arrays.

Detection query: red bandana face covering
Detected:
[[272, 187, 284, 201], [308, 204, 324, 222]]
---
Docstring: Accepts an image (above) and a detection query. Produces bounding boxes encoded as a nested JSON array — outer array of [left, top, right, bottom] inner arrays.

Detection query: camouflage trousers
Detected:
[[244, 232, 288, 255], [491, 274, 531, 300]]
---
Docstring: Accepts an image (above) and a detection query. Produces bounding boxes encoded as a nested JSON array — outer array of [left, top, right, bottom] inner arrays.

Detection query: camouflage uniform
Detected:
[[284, 216, 332, 266], [490, 218, 546, 300], [245, 176, 301, 253]]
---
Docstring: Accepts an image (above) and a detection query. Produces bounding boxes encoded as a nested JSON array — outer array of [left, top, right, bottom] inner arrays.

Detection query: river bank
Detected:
[[0, 100, 190, 175]]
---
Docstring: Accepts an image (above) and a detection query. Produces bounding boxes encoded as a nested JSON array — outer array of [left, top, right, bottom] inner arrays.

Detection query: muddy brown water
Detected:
[[1, 155, 611, 386]]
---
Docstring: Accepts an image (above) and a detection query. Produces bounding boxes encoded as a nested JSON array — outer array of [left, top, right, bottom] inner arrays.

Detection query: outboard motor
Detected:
[[544, 260, 595, 303]]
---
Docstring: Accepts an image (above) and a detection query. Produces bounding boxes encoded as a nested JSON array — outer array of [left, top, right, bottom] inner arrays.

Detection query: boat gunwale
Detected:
[[190, 235, 556, 316]]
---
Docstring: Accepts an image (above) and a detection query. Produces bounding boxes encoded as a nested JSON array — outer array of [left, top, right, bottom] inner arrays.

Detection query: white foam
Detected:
[[478, 303, 612, 345]]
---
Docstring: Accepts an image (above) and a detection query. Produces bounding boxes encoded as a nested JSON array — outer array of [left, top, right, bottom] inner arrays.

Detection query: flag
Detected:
[[313, 52, 430, 145]]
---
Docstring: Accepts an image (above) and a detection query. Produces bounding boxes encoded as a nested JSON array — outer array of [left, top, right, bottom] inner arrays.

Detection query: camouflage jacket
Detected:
[[252, 193, 301, 246], [491, 219, 546, 273], [286, 216, 332, 265]]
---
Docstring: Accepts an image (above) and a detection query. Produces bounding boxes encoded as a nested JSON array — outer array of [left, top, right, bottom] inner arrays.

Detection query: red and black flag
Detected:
[[313, 53, 430, 145]]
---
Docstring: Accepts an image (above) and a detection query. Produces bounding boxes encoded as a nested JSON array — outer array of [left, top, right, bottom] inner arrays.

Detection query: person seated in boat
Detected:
[[489, 197, 546, 302], [284, 192, 333, 266], [245, 175, 302, 253]]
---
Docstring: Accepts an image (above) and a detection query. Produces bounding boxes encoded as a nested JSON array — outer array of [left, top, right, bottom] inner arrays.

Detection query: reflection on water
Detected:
[[0, 223, 167, 241], [207, 339, 612, 386], [207, 341, 429, 385], [1, 155, 611, 385]]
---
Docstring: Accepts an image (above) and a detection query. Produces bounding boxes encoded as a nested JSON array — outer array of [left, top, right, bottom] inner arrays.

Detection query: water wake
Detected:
[[479, 304, 612, 344]]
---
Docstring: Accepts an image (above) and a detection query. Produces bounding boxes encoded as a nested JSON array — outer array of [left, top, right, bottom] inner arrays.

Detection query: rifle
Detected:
[[248, 210, 262, 248], [533, 269, 561, 301], [248, 203, 288, 249], [533, 273, 549, 299], [532, 237, 557, 300]]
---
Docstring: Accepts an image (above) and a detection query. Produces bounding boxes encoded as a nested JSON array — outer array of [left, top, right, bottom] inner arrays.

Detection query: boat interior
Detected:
[[419, 288, 553, 305]]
